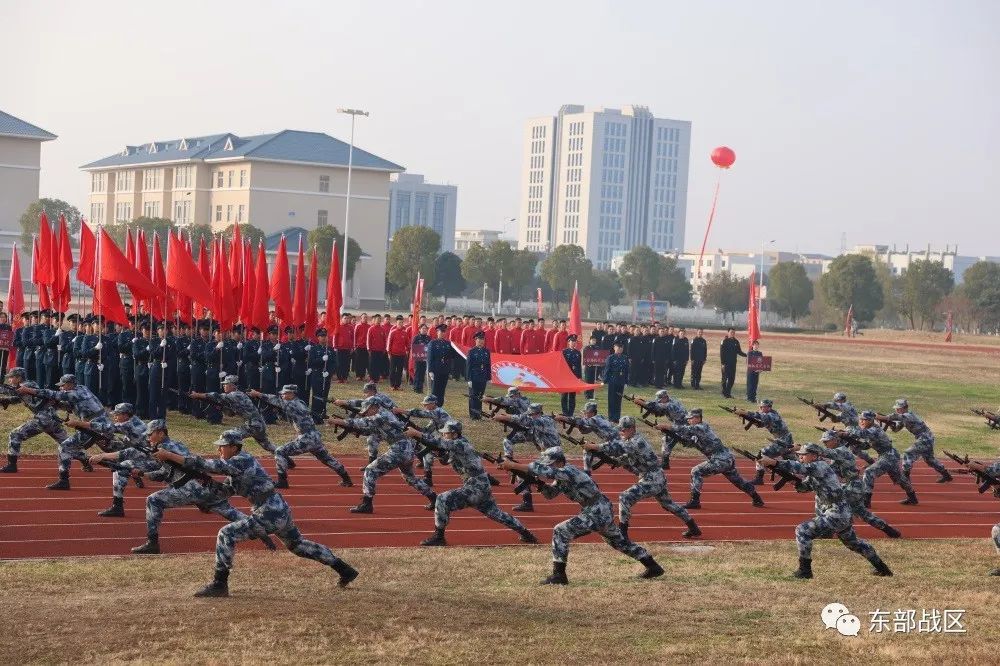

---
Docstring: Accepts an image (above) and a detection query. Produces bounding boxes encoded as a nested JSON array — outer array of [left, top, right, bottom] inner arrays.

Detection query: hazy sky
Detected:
[[4, 0, 998, 256]]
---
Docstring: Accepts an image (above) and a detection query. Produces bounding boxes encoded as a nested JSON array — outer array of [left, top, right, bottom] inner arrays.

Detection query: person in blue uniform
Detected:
[[40, 310, 59, 391], [204, 325, 225, 424], [307, 328, 336, 422], [560, 334, 582, 416], [83, 317, 101, 397], [241, 327, 261, 391], [148, 322, 175, 419], [73, 316, 87, 384], [132, 322, 152, 418], [276, 326, 294, 389], [465, 331, 491, 419], [410, 323, 431, 394], [101, 320, 120, 405], [57, 315, 77, 380], [602, 341, 630, 423], [426, 324, 454, 407], [190, 321, 210, 420], [175, 322, 192, 414], [118, 321, 136, 406], [258, 325, 280, 423]]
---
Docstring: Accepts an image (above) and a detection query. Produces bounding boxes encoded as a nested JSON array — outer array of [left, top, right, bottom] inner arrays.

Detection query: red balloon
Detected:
[[711, 146, 736, 169]]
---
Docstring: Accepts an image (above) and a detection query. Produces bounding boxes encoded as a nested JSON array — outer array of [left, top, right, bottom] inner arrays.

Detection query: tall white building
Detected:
[[517, 105, 691, 269], [388, 173, 457, 251]]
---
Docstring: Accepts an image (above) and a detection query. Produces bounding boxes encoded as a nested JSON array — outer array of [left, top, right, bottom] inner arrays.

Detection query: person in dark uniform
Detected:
[[689, 328, 707, 390], [73, 316, 87, 385], [602, 341, 630, 423], [148, 322, 175, 419], [307, 328, 336, 422], [651, 326, 670, 388], [258, 325, 280, 423], [719, 328, 746, 399], [671, 328, 690, 389], [746, 340, 763, 403], [23, 311, 39, 382], [426, 324, 453, 407], [175, 322, 192, 414], [560, 334, 582, 416], [104, 321, 122, 405], [40, 311, 59, 391], [190, 321, 210, 419], [289, 326, 307, 392], [118, 322, 136, 406], [204, 325, 225, 424], [241, 327, 260, 391], [582, 332, 600, 400], [12, 312, 27, 370], [276, 326, 294, 389], [132, 322, 151, 418], [596, 322, 615, 382], [57, 316, 76, 382], [465, 331, 491, 419], [410, 323, 431, 394], [83, 318, 101, 397]]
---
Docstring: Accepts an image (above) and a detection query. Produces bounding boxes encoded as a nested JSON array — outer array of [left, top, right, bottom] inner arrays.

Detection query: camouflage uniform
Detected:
[[346, 409, 435, 500], [562, 412, 619, 472], [988, 461, 1000, 556], [886, 411, 948, 478], [264, 394, 349, 480], [850, 425, 916, 501], [529, 459, 650, 564], [493, 394, 531, 415], [205, 389, 277, 453], [407, 405, 451, 471], [820, 444, 898, 535], [751, 409, 795, 477], [600, 431, 694, 529], [645, 398, 686, 462], [823, 399, 859, 427], [109, 416, 157, 499], [502, 413, 560, 457], [346, 393, 396, 460], [1, 383, 69, 459], [672, 422, 760, 500], [35, 384, 112, 475]]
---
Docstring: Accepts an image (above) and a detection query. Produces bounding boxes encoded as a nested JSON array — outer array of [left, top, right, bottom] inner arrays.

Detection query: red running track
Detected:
[[0, 456, 995, 560]]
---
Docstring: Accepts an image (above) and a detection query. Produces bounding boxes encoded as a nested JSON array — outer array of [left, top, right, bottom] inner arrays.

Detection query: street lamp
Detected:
[[759, 239, 775, 320], [337, 107, 369, 310]]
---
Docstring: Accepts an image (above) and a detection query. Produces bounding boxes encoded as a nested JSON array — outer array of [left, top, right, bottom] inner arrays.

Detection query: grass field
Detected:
[[1, 333, 999, 664]]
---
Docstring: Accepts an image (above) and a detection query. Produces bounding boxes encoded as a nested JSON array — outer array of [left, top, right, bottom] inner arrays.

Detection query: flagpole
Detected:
[[96, 225, 103, 394]]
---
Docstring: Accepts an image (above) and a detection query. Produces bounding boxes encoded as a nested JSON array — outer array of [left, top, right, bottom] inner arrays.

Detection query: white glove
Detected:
[[132, 338, 138, 343], [274, 344, 281, 351], [237, 342, 243, 350], [216, 342, 223, 350], [290, 358, 296, 364], [428, 372, 435, 381], [468, 381, 473, 388], [322, 371, 329, 378], [218, 371, 226, 379], [305, 345, 312, 351], [161, 362, 168, 369], [306, 369, 313, 375], [160, 339, 167, 348], [94, 342, 103, 350], [322, 355, 329, 361], [57, 345, 62, 351], [97, 364, 104, 371]]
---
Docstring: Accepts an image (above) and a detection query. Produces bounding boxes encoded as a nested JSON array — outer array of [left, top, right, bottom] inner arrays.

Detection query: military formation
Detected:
[[2, 312, 1000, 595]]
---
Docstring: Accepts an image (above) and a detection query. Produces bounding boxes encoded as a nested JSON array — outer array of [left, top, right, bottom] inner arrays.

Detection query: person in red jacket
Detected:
[[484, 317, 497, 351], [550, 319, 569, 352], [366, 314, 388, 382], [494, 318, 511, 354], [334, 313, 354, 383], [352, 313, 370, 380], [544, 318, 559, 351], [509, 318, 523, 354], [386, 315, 410, 390], [520, 320, 537, 354]]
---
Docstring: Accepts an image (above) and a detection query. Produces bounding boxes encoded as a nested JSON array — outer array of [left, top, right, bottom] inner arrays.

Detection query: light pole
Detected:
[[337, 107, 368, 311], [759, 239, 775, 320]]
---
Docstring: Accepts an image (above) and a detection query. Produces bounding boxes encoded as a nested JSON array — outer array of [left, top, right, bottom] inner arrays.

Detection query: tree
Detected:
[[386, 226, 440, 298], [700, 272, 750, 322], [656, 255, 693, 306], [506, 249, 539, 305], [872, 261, 902, 327], [104, 217, 174, 252], [460, 241, 516, 299], [767, 262, 814, 321], [959, 261, 1000, 332], [223, 223, 266, 247], [539, 244, 592, 308], [895, 259, 954, 330], [617, 246, 661, 298], [430, 252, 466, 305], [308, 225, 362, 280], [20, 198, 83, 248], [938, 291, 977, 333], [585, 270, 624, 310], [819, 254, 884, 323], [185, 224, 216, 251]]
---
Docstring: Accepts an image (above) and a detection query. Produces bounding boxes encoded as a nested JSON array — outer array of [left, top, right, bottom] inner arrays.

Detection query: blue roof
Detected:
[[0, 110, 56, 140], [81, 129, 403, 171]]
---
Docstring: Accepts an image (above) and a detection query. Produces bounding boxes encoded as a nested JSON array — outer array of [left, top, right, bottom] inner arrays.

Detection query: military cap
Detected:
[[797, 443, 824, 456], [473, 331, 485, 340], [422, 394, 438, 404], [539, 447, 566, 465], [198, 321, 211, 330], [655, 389, 670, 400], [112, 402, 135, 415], [893, 398, 908, 410], [362, 382, 378, 394], [439, 420, 463, 435], [619, 415, 636, 429], [280, 384, 298, 394], [58, 374, 77, 386], [583, 400, 598, 413], [316, 328, 328, 337], [436, 324, 448, 332], [66, 314, 80, 322], [215, 430, 244, 447], [283, 325, 294, 333], [144, 419, 167, 435], [267, 325, 280, 334], [156, 321, 166, 330], [6, 367, 26, 379], [686, 408, 703, 419], [528, 403, 543, 415], [833, 392, 847, 401], [506, 386, 521, 396], [860, 410, 877, 421], [233, 324, 244, 333], [360, 396, 379, 412], [139, 321, 151, 331], [820, 429, 838, 443], [759, 399, 773, 407], [566, 334, 578, 342], [222, 375, 239, 385], [613, 340, 624, 348]]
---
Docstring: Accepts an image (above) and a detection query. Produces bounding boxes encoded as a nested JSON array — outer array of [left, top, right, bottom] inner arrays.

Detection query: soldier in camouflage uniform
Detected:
[[88, 403, 155, 517], [332, 381, 395, 466], [818, 429, 901, 538], [128, 421, 276, 555], [408, 420, 536, 547], [631, 389, 687, 468], [494, 403, 561, 512], [19, 374, 111, 490], [501, 447, 664, 585], [882, 398, 952, 483], [249, 385, 352, 488], [760, 443, 893, 579], [657, 408, 765, 510], [962, 457, 1000, 576], [822, 392, 859, 427], [491, 386, 531, 416], [153, 430, 358, 597], [331, 397, 436, 514], [0, 369, 69, 474], [192, 375, 279, 456], [395, 394, 450, 486], [850, 410, 918, 506], [588, 416, 700, 541], [554, 400, 619, 474], [744, 399, 796, 486]]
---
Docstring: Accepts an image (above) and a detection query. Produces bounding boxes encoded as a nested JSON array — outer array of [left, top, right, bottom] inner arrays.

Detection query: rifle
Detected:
[[327, 398, 361, 416], [0, 384, 18, 409], [873, 413, 899, 432], [971, 408, 1000, 430], [168, 388, 236, 417], [558, 431, 619, 470], [943, 450, 1000, 496], [489, 414, 530, 437], [640, 416, 693, 448], [732, 447, 802, 491], [796, 396, 840, 423], [625, 394, 656, 420], [814, 426, 867, 450], [133, 442, 230, 496], [463, 393, 505, 417], [328, 408, 365, 441], [68, 422, 128, 453], [719, 405, 765, 431]]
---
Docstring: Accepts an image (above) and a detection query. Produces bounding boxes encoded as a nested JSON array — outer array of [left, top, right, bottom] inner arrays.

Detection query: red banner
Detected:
[[583, 347, 610, 367], [452, 343, 600, 393], [747, 355, 772, 372]]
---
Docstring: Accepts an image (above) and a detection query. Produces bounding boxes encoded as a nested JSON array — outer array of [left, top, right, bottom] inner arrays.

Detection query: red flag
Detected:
[[407, 275, 424, 377], [229, 224, 243, 307], [98, 228, 159, 299], [269, 235, 292, 324], [251, 243, 270, 332], [170, 231, 192, 324], [7, 244, 24, 325], [944, 311, 954, 343], [151, 232, 172, 317], [134, 229, 152, 312], [167, 232, 215, 318], [291, 235, 307, 327], [36, 213, 55, 286], [536, 287, 543, 319], [31, 237, 52, 310], [93, 278, 129, 326], [212, 238, 236, 331], [305, 246, 319, 338], [77, 222, 96, 287], [844, 304, 854, 338], [125, 228, 136, 267], [324, 241, 342, 336], [568, 281, 582, 337], [54, 215, 73, 312], [239, 241, 254, 325], [747, 269, 761, 344]]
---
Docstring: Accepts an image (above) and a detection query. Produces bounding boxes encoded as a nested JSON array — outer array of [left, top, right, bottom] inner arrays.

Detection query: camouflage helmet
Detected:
[[360, 396, 380, 412], [833, 392, 847, 401], [893, 398, 909, 410], [797, 443, 824, 456], [686, 408, 703, 420], [362, 382, 378, 394], [280, 384, 298, 394], [506, 386, 521, 396], [860, 410, 877, 421], [583, 400, 598, 414], [527, 403, 544, 415], [5, 367, 26, 380], [539, 446, 566, 465], [58, 373, 77, 386], [619, 415, 637, 430], [144, 419, 168, 435], [422, 394, 438, 405], [214, 429, 244, 447], [222, 375, 239, 386], [759, 399, 773, 408], [112, 402, 135, 415], [654, 389, 670, 400], [438, 420, 463, 436], [820, 429, 839, 443]]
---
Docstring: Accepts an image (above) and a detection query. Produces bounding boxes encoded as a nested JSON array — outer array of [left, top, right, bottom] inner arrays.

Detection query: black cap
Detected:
[[473, 331, 485, 340], [567, 334, 578, 342], [267, 325, 279, 334], [436, 324, 448, 332], [316, 328, 328, 337]]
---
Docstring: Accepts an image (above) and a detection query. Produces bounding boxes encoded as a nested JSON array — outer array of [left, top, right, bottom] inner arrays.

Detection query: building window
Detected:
[[432, 194, 447, 237], [317, 209, 328, 226], [227, 170, 233, 188], [394, 191, 411, 232], [226, 205, 233, 222], [115, 202, 132, 222], [239, 169, 246, 187], [238, 205, 245, 222], [319, 175, 330, 193], [175, 166, 192, 188], [174, 200, 191, 224], [216, 171, 224, 188], [90, 202, 105, 223], [215, 205, 223, 222], [414, 193, 429, 228], [143, 201, 160, 217]]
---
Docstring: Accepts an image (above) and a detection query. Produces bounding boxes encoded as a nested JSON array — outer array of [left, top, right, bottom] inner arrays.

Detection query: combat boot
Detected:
[[870, 557, 893, 577], [989, 568, 1000, 576], [338, 471, 354, 488], [619, 522, 630, 542], [98, 497, 125, 517], [793, 557, 813, 579], [750, 491, 765, 508], [937, 470, 953, 483], [423, 493, 437, 511], [46, 471, 70, 491], [750, 469, 765, 486], [0, 454, 17, 473], [350, 495, 374, 514], [513, 493, 534, 512], [542, 561, 568, 585], [131, 535, 160, 554], [883, 526, 902, 538], [639, 555, 665, 579], [421, 528, 447, 546], [683, 492, 701, 510], [682, 519, 702, 538], [274, 473, 289, 489], [332, 559, 359, 587], [194, 568, 229, 597], [423, 469, 433, 487], [81, 459, 94, 472], [518, 528, 538, 544], [900, 491, 918, 505], [259, 535, 277, 551]]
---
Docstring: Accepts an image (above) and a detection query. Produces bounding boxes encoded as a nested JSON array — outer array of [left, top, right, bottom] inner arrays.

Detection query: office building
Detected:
[[387, 173, 457, 251]]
